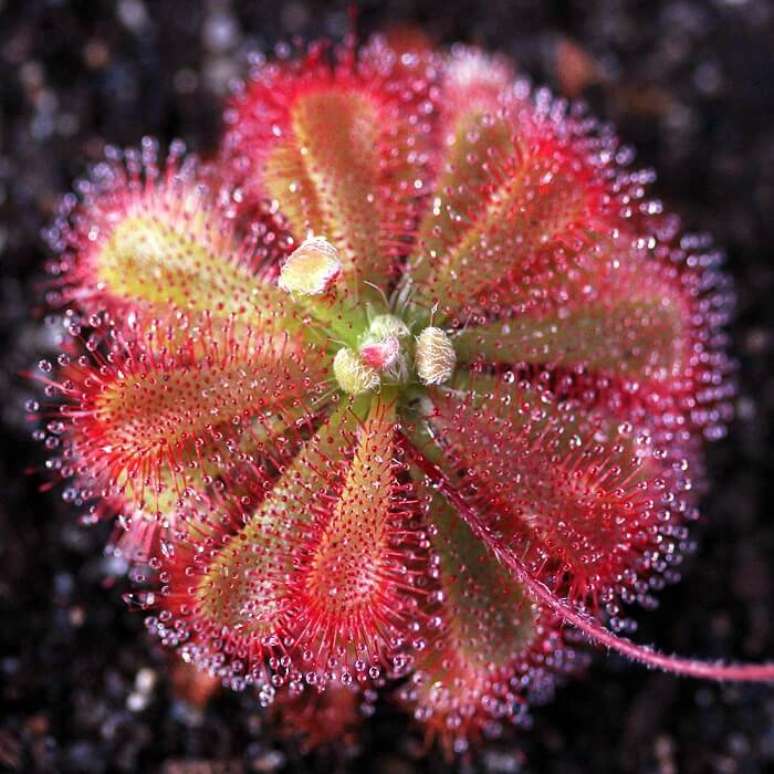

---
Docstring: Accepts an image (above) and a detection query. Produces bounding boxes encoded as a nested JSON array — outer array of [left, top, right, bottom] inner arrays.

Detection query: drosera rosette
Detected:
[[30, 31, 774, 755]]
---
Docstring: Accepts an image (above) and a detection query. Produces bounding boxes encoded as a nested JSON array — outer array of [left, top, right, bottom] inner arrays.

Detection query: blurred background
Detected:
[[1, 1, 774, 771]]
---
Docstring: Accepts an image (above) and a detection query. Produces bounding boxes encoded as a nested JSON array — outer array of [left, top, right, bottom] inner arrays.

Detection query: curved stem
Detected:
[[400, 434, 774, 683]]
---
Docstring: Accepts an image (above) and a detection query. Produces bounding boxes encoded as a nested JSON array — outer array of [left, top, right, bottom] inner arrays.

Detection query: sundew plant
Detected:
[[33, 34, 774, 753]]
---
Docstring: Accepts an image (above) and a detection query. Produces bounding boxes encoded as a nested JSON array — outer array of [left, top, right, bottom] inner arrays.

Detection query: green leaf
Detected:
[[454, 294, 686, 381]]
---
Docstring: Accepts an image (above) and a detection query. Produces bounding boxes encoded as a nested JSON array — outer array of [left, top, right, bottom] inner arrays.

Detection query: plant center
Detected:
[[277, 236, 457, 396]]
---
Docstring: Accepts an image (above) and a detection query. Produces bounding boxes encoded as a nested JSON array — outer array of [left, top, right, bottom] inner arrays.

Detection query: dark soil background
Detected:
[[2, 1, 774, 772]]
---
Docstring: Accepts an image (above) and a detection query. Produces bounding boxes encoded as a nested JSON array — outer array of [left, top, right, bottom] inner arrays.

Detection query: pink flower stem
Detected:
[[400, 433, 774, 683]]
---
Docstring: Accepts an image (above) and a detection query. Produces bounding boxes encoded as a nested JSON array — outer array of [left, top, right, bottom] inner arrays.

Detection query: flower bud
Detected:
[[278, 236, 342, 296], [333, 347, 380, 395], [415, 327, 456, 385]]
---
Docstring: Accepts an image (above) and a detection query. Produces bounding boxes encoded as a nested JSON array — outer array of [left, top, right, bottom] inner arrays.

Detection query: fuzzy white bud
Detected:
[[278, 236, 342, 296], [333, 347, 380, 395], [415, 326, 456, 385]]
